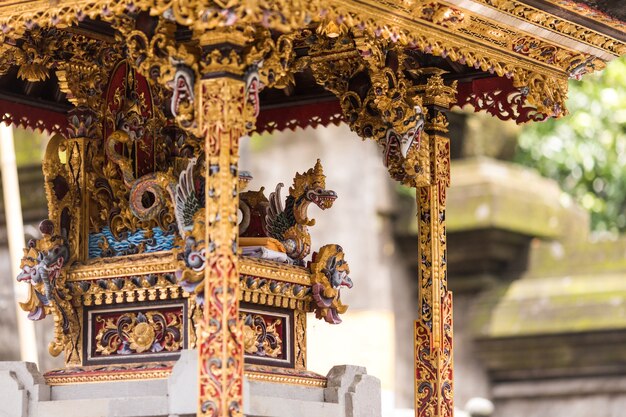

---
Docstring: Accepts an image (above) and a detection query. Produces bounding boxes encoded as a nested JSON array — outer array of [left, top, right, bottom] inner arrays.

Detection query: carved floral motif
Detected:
[[93, 309, 183, 356], [242, 313, 283, 359]]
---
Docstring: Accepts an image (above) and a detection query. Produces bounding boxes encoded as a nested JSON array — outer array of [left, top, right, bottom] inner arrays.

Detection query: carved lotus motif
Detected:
[[129, 322, 156, 353]]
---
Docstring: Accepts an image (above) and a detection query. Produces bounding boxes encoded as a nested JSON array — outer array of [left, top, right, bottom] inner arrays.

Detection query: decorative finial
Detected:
[[313, 159, 324, 178]]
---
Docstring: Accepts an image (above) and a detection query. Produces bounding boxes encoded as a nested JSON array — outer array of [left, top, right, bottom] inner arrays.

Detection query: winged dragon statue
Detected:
[[240, 159, 337, 262]]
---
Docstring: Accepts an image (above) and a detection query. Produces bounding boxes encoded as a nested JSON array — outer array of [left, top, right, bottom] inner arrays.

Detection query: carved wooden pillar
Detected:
[[414, 75, 456, 417], [307, 33, 458, 416], [63, 132, 97, 264], [194, 34, 259, 417]]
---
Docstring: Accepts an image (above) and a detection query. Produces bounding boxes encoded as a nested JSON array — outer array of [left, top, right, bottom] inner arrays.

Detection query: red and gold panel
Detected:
[[240, 303, 294, 368], [85, 302, 186, 365], [103, 60, 156, 176]]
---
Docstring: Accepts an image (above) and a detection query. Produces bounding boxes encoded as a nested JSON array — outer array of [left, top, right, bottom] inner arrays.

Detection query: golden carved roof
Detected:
[[0, 0, 623, 123]]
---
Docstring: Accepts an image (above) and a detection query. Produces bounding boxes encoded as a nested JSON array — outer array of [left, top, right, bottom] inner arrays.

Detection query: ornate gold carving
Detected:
[[16, 220, 82, 364], [4, 4, 620, 417], [56, 42, 120, 112], [0, 3, 617, 125], [294, 310, 307, 370], [242, 313, 283, 358], [44, 364, 174, 385], [308, 33, 429, 186], [46, 365, 326, 387], [0, 1, 618, 81], [94, 310, 183, 355], [29, 132, 87, 365], [67, 252, 178, 281], [258, 160, 337, 261], [68, 253, 310, 283], [420, 70, 458, 108], [244, 370, 327, 388], [426, 112, 449, 133], [68, 274, 182, 306], [194, 62, 253, 415], [241, 276, 310, 311], [309, 244, 353, 324], [474, 0, 625, 56], [415, 110, 453, 417], [239, 258, 311, 285], [0, 28, 61, 81]]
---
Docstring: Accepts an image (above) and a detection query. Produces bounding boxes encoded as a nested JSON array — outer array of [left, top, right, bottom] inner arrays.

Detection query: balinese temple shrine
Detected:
[[0, 1, 623, 416]]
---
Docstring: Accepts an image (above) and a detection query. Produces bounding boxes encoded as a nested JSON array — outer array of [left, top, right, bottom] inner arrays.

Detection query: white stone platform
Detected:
[[0, 350, 381, 417]]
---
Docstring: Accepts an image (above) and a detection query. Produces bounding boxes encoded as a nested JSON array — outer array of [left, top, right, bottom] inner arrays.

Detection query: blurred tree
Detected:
[[13, 128, 47, 166], [515, 56, 626, 234]]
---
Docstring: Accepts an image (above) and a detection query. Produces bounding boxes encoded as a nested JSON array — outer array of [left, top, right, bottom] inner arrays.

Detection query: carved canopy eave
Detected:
[[0, 0, 623, 121]]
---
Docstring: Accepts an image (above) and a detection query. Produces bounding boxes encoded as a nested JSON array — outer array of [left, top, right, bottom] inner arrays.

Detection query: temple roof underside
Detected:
[[0, 0, 623, 134]]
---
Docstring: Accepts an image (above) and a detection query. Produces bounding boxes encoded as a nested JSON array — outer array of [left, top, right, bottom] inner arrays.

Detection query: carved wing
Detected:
[[175, 158, 201, 235], [265, 183, 291, 240]]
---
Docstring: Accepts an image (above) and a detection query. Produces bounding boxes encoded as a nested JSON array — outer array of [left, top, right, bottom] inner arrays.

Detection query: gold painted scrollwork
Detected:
[[94, 310, 183, 356], [241, 313, 283, 358]]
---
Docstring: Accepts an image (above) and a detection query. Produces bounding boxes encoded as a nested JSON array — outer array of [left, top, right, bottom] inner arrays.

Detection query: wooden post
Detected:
[[194, 31, 259, 416], [414, 85, 455, 417], [196, 75, 246, 416]]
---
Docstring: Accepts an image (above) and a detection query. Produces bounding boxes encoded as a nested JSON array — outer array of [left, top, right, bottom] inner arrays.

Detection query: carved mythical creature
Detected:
[[173, 157, 203, 237], [106, 128, 204, 240], [240, 160, 336, 262], [266, 160, 337, 261], [309, 244, 353, 324], [383, 104, 425, 168], [17, 219, 80, 360], [17, 220, 69, 321], [105, 130, 178, 224], [175, 210, 206, 303]]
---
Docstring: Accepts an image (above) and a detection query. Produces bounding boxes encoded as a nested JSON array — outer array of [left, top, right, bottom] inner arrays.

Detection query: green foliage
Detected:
[[13, 128, 47, 166], [515, 56, 626, 234]]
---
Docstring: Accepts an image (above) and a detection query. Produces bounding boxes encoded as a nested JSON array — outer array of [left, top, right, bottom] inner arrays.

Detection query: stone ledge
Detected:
[[0, 352, 381, 417], [475, 330, 626, 382], [492, 375, 626, 399], [395, 158, 589, 242], [447, 158, 588, 240]]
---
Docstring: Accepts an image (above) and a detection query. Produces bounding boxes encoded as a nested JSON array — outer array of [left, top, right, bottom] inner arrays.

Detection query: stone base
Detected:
[[0, 351, 381, 417]]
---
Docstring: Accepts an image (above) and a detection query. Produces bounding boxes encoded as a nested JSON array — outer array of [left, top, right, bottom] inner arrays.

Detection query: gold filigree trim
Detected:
[[541, 0, 626, 31], [240, 258, 311, 285], [68, 253, 311, 283], [46, 368, 328, 387], [44, 368, 173, 385], [0, 1, 618, 96], [245, 371, 327, 388], [457, 0, 624, 56], [68, 252, 177, 281], [75, 285, 183, 307], [241, 287, 310, 311]]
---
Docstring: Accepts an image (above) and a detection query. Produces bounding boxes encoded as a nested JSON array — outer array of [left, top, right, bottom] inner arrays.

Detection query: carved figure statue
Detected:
[[240, 160, 337, 262], [17, 220, 69, 321], [266, 160, 337, 261], [17, 219, 80, 360], [383, 104, 425, 168], [309, 244, 353, 324], [176, 210, 206, 304]]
